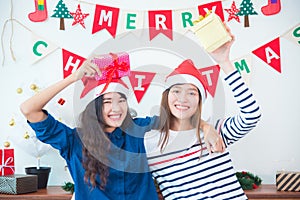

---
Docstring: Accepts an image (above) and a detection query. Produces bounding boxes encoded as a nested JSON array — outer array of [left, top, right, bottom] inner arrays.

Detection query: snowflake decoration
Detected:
[[225, 1, 240, 22], [70, 4, 89, 28]]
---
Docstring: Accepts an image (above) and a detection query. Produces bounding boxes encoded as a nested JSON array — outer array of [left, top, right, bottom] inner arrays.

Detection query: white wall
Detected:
[[0, 0, 299, 186]]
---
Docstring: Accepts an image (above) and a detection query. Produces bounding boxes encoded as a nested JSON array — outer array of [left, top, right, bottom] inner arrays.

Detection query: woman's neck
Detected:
[[104, 126, 116, 133], [170, 118, 193, 131]]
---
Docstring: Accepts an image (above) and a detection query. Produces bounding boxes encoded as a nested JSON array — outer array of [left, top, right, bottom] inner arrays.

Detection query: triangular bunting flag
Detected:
[[173, 8, 198, 36], [232, 55, 252, 85], [198, 65, 220, 97], [117, 10, 144, 37], [128, 71, 156, 103], [148, 10, 173, 40], [198, 1, 225, 21], [252, 37, 281, 73], [62, 49, 86, 78], [92, 4, 119, 37], [282, 23, 300, 46], [31, 33, 59, 64]]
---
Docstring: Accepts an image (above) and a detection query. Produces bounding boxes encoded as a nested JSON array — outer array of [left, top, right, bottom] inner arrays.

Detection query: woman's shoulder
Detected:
[[133, 115, 159, 126]]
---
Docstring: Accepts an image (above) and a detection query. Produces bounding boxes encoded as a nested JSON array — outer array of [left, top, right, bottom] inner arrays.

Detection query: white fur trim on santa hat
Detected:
[[166, 74, 207, 103], [93, 82, 129, 98]]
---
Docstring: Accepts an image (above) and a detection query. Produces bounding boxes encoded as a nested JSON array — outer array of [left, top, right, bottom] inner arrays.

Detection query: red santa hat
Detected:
[[165, 59, 208, 103], [80, 76, 129, 99]]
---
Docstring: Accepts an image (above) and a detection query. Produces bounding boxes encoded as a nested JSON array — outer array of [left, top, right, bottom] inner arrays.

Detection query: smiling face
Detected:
[[168, 84, 200, 123], [102, 92, 128, 132]]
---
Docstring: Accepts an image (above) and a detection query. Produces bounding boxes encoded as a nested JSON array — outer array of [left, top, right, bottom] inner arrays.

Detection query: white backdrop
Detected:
[[0, 0, 299, 186]]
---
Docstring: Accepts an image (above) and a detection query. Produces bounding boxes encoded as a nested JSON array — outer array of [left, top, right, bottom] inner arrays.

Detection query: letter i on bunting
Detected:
[[252, 37, 281, 73], [128, 71, 156, 103]]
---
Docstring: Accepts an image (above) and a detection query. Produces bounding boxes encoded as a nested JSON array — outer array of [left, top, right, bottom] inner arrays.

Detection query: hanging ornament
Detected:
[[57, 98, 66, 105], [9, 118, 15, 126], [70, 4, 89, 29], [28, 0, 48, 22], [30, 83, 39, 92], [224, 1, 241, 22], [4, 141, 11, 148], [16, 87, 23, 94], [24, 132, 30, 139]]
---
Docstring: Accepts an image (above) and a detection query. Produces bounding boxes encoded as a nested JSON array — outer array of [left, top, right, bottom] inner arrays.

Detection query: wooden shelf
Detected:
[[245, 184, 300, 200], [0, 186, 72, 200], [0, 184, 299, 199]]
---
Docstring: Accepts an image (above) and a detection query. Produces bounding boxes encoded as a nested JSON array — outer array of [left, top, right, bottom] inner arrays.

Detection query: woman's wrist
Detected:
[[218, 60, 235, 74]]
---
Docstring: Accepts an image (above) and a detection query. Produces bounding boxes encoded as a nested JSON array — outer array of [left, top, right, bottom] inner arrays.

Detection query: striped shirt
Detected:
[[144, 70, 262, 200]]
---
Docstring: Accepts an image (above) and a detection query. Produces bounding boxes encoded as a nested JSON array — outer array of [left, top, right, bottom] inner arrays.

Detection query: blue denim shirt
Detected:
[[28, 111, 159, 200]]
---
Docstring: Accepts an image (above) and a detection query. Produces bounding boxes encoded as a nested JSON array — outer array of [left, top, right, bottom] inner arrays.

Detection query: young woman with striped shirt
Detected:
[[145, 35, 262, 199]]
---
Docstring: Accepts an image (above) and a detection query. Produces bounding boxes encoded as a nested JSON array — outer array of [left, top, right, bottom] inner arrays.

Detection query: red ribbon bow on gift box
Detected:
[[98, 53, 130, 94], [80, 52, 130, 98]]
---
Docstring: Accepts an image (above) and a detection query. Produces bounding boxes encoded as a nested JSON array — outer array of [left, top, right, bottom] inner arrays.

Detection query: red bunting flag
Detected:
[[198, 65, 220, 97], [128, 71, 156, 103], [252, 37, 281, 73], [62, 49, 86, 78], [148, 10, 173, 40], [92, 4, 119, 37], [198, 1, 225, 21]]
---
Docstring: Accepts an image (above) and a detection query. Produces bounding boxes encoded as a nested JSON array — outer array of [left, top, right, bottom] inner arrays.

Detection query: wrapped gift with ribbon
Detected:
[[191, 11, 232, 52], [0, 148, 15, 176], [80, 52, 130, 98]]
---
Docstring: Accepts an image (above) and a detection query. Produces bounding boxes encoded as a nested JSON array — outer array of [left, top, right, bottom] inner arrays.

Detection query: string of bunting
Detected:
[[1, 0, 300, 104]]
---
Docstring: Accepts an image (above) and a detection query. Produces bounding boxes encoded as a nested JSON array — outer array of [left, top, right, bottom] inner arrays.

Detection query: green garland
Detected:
[[62, 182, 74, 194], [236, 171, 262, 190], [61, 173, 260, 194]]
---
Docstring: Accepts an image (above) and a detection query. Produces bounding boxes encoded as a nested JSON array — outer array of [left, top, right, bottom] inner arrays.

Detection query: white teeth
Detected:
[[175, 105, 188, 109], [109, 115, 121, 119]]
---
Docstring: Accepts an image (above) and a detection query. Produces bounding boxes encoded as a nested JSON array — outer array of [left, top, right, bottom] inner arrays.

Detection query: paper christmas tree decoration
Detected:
[[236, 0, 258, 27], [51, 0, 73, 30]]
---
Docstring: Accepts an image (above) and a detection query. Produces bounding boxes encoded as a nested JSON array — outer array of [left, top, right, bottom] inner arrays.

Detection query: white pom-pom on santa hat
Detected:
[[165, 59, 208, 103]]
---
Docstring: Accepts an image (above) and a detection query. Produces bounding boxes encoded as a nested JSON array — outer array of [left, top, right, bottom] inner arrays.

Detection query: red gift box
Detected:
[[91, 52, 130, 81], [0, 148, 15, 176]]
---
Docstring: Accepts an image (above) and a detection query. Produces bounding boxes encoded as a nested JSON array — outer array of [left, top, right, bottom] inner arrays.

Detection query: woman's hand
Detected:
[[72, 57, 102, 81], [202, 122, 225, 154], [209, 23, 236, 74]]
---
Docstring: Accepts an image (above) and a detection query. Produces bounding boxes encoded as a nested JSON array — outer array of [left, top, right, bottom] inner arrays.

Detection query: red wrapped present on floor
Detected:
[[0, 148, 15, 176]]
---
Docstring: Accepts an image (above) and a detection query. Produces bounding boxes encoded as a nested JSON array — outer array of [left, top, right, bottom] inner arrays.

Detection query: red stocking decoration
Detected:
[[28, 0, 48, 22], [261, 0, 281, 16]]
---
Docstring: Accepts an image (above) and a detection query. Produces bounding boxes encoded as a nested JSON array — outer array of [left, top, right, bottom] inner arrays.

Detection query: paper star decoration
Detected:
[[225, 1, 240, 22], [70, 4, 89, 28]]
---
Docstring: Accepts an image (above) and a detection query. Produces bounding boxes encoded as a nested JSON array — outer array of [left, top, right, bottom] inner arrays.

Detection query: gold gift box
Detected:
[[191, 12, 232, 52]]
